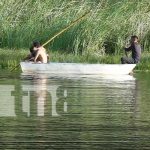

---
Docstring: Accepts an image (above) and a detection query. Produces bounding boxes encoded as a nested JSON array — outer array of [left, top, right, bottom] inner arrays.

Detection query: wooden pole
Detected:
[[42, 11, 90, 47]]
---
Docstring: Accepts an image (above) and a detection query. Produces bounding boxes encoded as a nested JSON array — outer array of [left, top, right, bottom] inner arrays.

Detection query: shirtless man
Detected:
[[34, 45, 48, 63], [24, 41, 49, 63], [24, 41, 40, 61]]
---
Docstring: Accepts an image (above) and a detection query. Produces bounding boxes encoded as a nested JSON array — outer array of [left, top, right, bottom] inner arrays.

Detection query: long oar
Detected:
[[11, 11, 90, 72], [10, 63, 20, 72]]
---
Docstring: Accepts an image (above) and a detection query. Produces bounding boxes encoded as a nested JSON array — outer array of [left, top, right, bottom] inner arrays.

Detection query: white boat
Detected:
[[20, 62, 136, 75]]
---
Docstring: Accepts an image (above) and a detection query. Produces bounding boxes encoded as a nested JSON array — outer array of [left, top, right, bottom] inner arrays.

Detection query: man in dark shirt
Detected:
[[121, 35, 141, 64]]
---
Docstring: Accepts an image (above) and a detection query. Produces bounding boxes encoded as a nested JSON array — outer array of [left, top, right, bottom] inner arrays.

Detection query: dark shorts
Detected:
[[121, 57, 139, 64]]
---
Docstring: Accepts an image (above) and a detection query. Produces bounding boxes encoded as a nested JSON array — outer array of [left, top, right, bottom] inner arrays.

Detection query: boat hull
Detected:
[[20, 62, 136, 75]]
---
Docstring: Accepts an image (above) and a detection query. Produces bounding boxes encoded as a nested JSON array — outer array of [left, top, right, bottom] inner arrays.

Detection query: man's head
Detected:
[[33, 41, 41, 48], [130, 35, 139, 44]]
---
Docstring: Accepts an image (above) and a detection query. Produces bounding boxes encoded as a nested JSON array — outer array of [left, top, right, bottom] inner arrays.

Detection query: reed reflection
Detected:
[[0, 74, 137, 118], [1, 73, 150, 150]]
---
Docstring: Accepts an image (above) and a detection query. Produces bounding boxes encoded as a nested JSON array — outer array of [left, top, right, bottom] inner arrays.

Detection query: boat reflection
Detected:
[[0, 73, 137, 117]]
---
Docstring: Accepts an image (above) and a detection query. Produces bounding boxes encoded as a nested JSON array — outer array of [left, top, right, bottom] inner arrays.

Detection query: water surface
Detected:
[[0, 71, 150, 149]]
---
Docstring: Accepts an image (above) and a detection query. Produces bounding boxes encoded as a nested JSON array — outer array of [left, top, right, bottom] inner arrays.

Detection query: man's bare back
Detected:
[[34, 46, 48, 63]]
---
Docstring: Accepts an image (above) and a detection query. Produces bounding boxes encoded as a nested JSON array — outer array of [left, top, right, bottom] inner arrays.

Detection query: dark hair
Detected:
[[131, 35, 138, 39], [33, 41, 41, 47]]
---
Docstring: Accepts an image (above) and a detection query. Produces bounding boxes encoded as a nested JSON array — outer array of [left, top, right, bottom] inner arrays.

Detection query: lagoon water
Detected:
[[0, 71, 150, 149]]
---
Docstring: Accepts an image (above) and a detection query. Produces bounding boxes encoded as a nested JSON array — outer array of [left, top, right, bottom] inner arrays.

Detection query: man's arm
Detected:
[[34, 50, 40, 62], [124, 45, 132, 57], [125, 45, 132, 52]]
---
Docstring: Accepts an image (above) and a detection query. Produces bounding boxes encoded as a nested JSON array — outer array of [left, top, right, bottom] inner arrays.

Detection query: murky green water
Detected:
[[0, 71, 150, 150]]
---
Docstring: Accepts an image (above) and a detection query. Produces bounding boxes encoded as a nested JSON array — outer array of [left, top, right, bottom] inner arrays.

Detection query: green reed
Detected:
[[0, 0, 150, 55], [0, 49, 27, 69], [0, 49, 119, 69], [0, 49, 149, 71]]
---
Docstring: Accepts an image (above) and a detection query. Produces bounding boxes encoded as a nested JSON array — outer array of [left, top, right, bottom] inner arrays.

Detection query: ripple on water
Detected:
[[0, 72, 150, 149]]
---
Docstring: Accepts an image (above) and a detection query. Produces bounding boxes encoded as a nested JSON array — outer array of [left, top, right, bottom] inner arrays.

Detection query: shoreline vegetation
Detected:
[[0, 1, 149, 71], [0, 49, 150, 71]]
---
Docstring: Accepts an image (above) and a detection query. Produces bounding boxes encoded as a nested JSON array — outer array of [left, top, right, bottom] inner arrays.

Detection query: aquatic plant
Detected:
[[0, 49, 150, 71], [0, 49, 27, 69], [0, 0, 149, 55]]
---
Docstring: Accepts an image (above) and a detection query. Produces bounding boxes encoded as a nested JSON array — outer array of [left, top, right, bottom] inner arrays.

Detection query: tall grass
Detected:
[[0, 49, 27, 69], [0, 49, 121, 70], [1, 49, 150, 71], [0, 0, 150, 55]]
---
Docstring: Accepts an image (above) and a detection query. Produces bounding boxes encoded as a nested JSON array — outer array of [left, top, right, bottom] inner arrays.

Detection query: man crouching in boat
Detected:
[[25, 41, 49, 63], [121, 35, 141, 64], [33, 43, 48, 63]]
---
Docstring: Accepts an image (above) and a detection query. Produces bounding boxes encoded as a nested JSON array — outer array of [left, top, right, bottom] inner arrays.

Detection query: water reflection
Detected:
[[21, 75, 69, 117], [1, 72, 150, 149], [0, 85, 16, 116], [0, 73, 136, 118]]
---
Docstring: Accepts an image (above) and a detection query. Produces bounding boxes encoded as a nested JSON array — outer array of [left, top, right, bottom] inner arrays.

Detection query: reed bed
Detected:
[[0, 0, 150, 55], [0, 0, 150, 71], [0, 49, 120, 69], [0, 49, 27, 69], [0, 49, 150, 71]]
